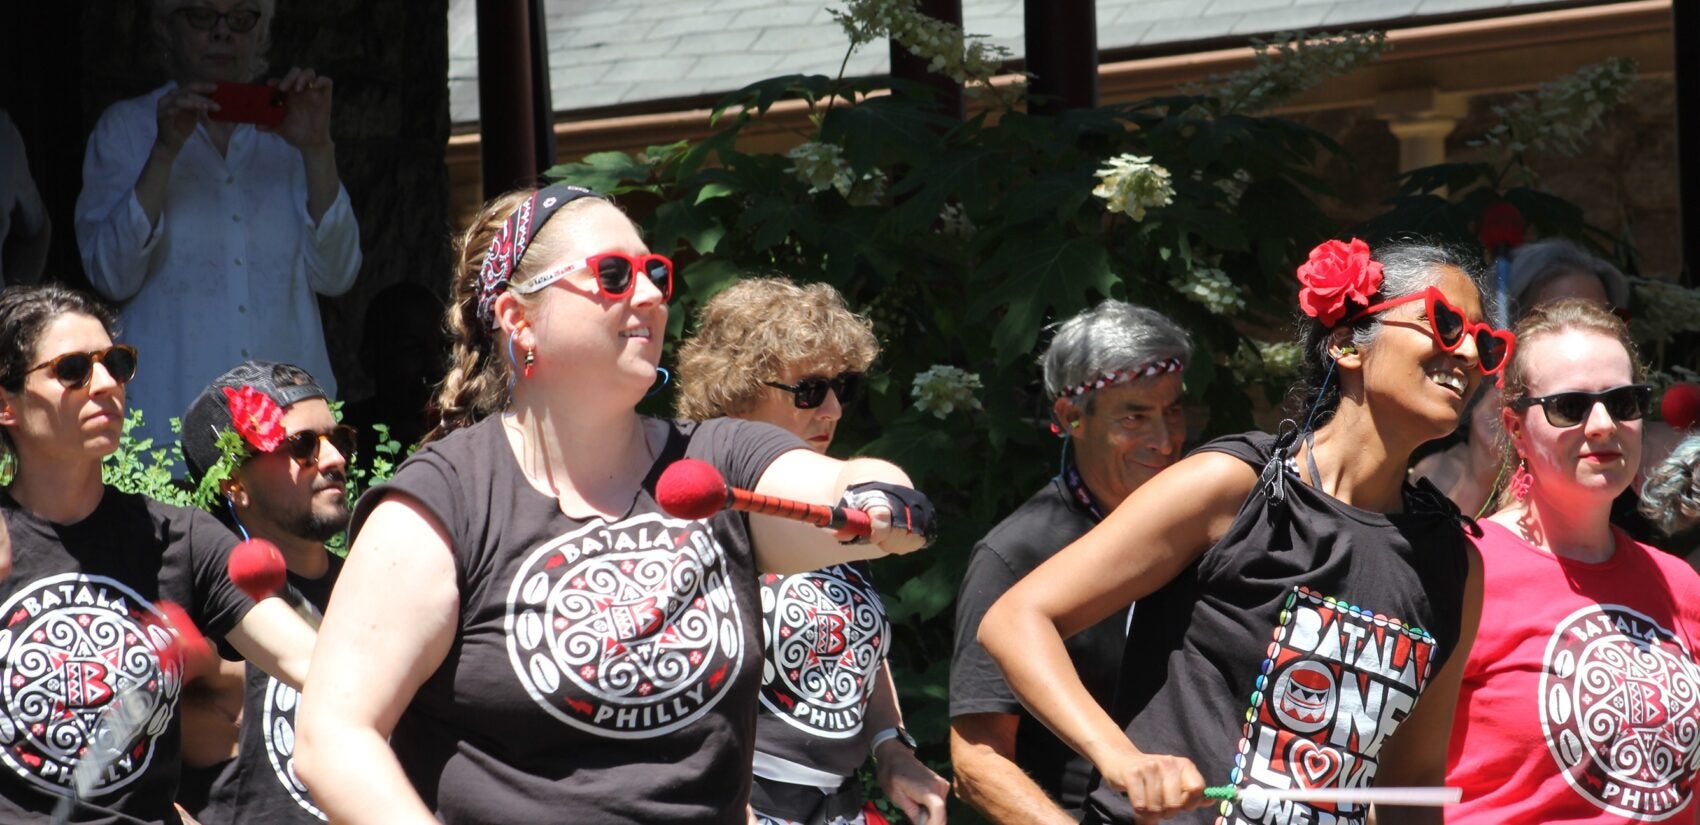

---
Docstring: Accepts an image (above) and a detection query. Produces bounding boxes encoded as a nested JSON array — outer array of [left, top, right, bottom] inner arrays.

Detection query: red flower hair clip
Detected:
[[221, 386, 286, 453], [1297, 238, 1384, 327]]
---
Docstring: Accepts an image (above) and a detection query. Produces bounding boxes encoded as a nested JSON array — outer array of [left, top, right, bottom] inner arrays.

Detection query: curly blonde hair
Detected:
[[675, 277, 878, 419]]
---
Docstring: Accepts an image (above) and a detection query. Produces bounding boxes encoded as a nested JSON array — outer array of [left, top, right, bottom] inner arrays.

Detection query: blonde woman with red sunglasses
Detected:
[[982, 240, 1508, 825], [295, 185, 935, 825], [0, 284, 316, 824], [1445, 299, 1700, 823]]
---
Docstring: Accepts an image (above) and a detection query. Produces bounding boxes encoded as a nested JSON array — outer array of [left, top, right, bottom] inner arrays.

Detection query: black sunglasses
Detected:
[[26, 345, 139, 390], [764, 372, 864, 410], [174, 7, 262, 33], [1511, 384, 1652, 428], [275, 425, 358, 466]]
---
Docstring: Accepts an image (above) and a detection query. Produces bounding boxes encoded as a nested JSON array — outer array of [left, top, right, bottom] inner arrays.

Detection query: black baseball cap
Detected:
[[181, 361, 326, 482]]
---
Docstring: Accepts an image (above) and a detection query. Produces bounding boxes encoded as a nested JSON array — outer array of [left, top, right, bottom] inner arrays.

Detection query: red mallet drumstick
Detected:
[[657, 458, 872, 539], [228, 538, 322, 629]]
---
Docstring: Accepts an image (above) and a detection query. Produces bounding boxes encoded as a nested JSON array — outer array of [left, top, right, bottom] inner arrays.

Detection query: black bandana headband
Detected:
[[475, 183, 604, 330]]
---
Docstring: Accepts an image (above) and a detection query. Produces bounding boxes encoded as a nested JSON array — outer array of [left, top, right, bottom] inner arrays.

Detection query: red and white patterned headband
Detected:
[[1058, 357, 1185, 399], [475, 183, 602, 331]]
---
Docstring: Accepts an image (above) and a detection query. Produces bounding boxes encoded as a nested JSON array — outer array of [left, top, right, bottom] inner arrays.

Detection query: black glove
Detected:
[[840, 482, 937, 547]]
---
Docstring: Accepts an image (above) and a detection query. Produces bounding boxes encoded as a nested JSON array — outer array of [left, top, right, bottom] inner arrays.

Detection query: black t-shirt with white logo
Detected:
[[949, 475, 1113, 812], [351, 416, 804, 824], [196, 554, 343, 824], [0, 488, 255, 825], [1084, 432, 1472, 825], [753, 562, 890, 781]]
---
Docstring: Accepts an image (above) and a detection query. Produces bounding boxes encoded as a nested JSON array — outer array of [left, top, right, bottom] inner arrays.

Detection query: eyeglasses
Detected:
[[1511, 384, 1652, 428], [275, 425, 358, 466], [1350, 286, 1516, 376], [26, 345, 139, 390], [764, 373, 864, 410], [510, 253, 674, 303], [174, 7, 262, 33]]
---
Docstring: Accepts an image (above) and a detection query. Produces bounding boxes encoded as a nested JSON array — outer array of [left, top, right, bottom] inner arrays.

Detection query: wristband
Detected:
[[869, 726, 917, 759]]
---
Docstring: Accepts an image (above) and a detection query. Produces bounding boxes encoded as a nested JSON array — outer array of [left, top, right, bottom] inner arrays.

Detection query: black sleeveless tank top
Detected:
[[1084, 431, 1474, 825]]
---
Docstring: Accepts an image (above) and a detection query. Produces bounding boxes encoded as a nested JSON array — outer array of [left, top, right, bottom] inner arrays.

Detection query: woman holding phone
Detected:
[[74, 0, 360, 452]]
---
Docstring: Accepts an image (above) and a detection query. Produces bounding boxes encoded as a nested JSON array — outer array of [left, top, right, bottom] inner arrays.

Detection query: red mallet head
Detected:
[[656, 459, 730, 520], [147, 599, 211, 676], [1478, 201, 1526, 252], [228, 538, 287, 601], [1664, 383, 1700, 431]]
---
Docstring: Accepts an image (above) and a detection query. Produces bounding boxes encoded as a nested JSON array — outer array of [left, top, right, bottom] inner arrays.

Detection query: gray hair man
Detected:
[[949, 300, 1193, 822]]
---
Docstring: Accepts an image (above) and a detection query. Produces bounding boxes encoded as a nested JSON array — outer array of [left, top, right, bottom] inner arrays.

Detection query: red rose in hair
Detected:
[[1478, 201, 1525, 251], [1296, 238, 1384, 327], [222, 386, 286, 453]]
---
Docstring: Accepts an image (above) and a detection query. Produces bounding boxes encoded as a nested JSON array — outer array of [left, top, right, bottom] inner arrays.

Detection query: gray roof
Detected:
[[447, 0, 1587, 123]]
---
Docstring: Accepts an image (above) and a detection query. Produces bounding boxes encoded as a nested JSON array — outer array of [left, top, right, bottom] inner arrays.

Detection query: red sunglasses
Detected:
[[1349, 286, 1516, 376], [510, 253, 674, 303]]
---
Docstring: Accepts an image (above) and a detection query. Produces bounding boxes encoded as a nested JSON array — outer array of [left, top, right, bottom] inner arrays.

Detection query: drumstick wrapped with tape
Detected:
[[656, 458, 872, 539]]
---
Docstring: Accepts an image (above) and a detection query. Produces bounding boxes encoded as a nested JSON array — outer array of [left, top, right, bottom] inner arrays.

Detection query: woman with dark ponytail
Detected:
[[983, 240, 1512, 824], [295, 185, 936, 825]]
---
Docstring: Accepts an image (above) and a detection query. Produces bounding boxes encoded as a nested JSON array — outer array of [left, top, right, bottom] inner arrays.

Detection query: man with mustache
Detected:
[[177, 361, 351, 824], [950, 301, 1193, 823]]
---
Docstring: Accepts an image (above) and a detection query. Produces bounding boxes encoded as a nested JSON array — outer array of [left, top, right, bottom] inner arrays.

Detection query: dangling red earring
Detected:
[[1510, 457, 1532, 501], [523, 348, 536, 379]]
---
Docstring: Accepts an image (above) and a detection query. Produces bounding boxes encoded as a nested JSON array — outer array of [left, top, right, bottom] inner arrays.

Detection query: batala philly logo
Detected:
[[0, 574, 183, 794], [506, 512, 745, 739]]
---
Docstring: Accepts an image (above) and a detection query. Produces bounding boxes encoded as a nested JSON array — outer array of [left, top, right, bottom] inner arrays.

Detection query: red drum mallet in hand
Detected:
[[228, 538, 322, 629], [657, 458, 872, 540]]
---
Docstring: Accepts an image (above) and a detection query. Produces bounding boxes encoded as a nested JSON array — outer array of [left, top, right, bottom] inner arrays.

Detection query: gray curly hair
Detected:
[[1641, 434, 1700, 536]]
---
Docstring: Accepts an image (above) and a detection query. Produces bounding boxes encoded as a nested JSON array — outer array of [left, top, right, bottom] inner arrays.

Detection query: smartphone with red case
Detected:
[[208, 83, 286, 127]]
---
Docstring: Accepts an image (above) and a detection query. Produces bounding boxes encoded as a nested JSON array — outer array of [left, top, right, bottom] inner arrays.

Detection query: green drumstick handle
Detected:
[[1203, 785, 1237, 801]]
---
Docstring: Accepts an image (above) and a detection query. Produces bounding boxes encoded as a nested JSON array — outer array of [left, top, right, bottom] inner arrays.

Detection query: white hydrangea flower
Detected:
[[1186, 30, 1388, 115], [1092, 154, 1175, 222], [1475, 58, 1637, 158], [1232, 340, 1303, 384], [830, 0, 1011, 88], [786, 141, 855, 197], [1169, 266, 1246, 315], [911, 365, 984, 419], [846, 169, 889, 206], [1215, 168, 1252, 207], [937, 202, 975, 238], [1629, 275, 1700, 346]]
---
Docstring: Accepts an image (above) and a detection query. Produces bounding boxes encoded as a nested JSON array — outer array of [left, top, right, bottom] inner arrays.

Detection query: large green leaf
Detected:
[[819, 96, 953, 170], [542, 151, 654, 194], [650, 201, 726, 256], [969, 234, 1115, 365]]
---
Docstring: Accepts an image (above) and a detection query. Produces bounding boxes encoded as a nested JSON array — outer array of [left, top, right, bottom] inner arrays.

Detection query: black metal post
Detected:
[[1674, 0, 1698, 285], [475, 0, 538, 197], [527, 0, 557, 172], [1024, 0, 1098, 115], [888, 0, 966, 120]]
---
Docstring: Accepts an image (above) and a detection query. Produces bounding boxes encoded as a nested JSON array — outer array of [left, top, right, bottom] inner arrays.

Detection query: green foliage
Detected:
[[543, 23, 1644, 823], [102, 409, 192, 507], [1359, 59, 1640, 253], [547, 36, 1345, 818]]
